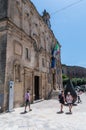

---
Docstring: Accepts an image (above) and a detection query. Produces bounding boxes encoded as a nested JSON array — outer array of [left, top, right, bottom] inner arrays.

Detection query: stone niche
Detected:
[[14, 41, 22, 56]]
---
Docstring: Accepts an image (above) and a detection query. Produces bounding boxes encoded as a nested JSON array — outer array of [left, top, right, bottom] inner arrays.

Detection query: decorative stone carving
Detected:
[[33, 41, 38, 52], [15, 64, 20, 82], [14, 41, 22, 56], [13, 59, 22, 82], [42, 9, 51, 28], [22, 0, 27, 4], [16, 0, 22, 15]]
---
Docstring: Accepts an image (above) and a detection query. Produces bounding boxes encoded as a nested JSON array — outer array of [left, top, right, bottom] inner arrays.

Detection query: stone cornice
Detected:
[[7, 19, 34, 42]]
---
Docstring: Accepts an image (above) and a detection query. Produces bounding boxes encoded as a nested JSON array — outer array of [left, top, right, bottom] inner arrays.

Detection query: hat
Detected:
[[68, 92, 70, 95]]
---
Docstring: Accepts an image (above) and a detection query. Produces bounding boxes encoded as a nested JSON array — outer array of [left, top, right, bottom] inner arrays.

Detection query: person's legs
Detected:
[[69, 104, 72, 113], [77, 96, 79, 103], [60, 103, 63, 112], [28, 102, 30, 110], [79, 96, 81, 102], [24, 100, 27, 112], [24, 105, 27, 112], [28, 101, 32, 111], [78, 96, 81, 103]]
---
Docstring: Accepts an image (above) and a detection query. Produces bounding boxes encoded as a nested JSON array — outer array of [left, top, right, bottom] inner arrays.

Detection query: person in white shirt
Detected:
[[66, 92, 73, 113]]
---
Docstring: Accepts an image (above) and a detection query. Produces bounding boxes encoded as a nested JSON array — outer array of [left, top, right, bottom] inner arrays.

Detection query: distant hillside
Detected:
[[62, 64, 86, 78]]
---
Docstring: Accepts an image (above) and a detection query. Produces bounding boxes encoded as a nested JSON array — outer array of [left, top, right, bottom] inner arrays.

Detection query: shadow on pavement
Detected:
[[20, 109, 32, 114], [73, 103, 77, 106], [65, 112, 72, 115], [64, 103, 77, 106], [20, 111, 28, 114], [57, 111, 64, 114]]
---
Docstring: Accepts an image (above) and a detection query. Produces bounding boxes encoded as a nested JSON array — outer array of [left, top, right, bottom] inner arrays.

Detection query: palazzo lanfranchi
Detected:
[[0, 0, 62, 111]]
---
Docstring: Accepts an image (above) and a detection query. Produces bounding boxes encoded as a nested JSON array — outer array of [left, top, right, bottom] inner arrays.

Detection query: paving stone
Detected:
[[0, 93, 86, 130]]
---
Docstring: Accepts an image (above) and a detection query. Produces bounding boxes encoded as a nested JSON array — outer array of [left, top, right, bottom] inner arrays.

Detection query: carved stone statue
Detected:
[[42, 9, 51, 28]]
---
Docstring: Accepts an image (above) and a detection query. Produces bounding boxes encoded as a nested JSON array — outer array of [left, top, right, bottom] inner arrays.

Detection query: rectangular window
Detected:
[[42, 58, 45, 67], [25, 48, 31, 61], [26, 48, 28, 59]]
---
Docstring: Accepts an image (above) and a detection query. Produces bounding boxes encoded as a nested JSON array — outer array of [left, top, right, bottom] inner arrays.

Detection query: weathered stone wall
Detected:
[[0, 0, 62, 110], [0, 0, 8, 19], [0, 33, 7, 84], [0, 32, 7, 109]]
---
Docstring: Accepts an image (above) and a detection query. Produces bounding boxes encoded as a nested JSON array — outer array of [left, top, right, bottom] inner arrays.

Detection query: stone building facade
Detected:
[[0, 0, 62, 111]]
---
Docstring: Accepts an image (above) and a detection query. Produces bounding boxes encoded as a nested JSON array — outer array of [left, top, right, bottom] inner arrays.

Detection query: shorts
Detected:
[[59, 100, 64, 105], [67, 103, 72, 105], [25, 99, 30, 106]]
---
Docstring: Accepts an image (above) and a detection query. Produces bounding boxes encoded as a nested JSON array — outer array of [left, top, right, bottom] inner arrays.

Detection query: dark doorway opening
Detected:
[[34, 76, 39, 100]]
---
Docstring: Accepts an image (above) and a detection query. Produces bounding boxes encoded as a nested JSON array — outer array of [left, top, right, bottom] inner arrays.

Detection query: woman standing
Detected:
[[66, 92, 73, 113], [58, 90, 65, 113], [24, 90, 32, 112]]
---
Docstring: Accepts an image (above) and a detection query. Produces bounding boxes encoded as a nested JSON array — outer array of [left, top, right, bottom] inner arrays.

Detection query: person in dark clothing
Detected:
[[77, 91, 82, 103], [58, 90, 65, 113]]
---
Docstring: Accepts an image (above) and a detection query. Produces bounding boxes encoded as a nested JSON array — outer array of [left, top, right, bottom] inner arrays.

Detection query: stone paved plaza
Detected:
[[0, 93, 86, 130]]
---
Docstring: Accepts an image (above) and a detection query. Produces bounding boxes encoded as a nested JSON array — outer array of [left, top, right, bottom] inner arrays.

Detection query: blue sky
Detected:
[[31, 0, 86, 68]]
